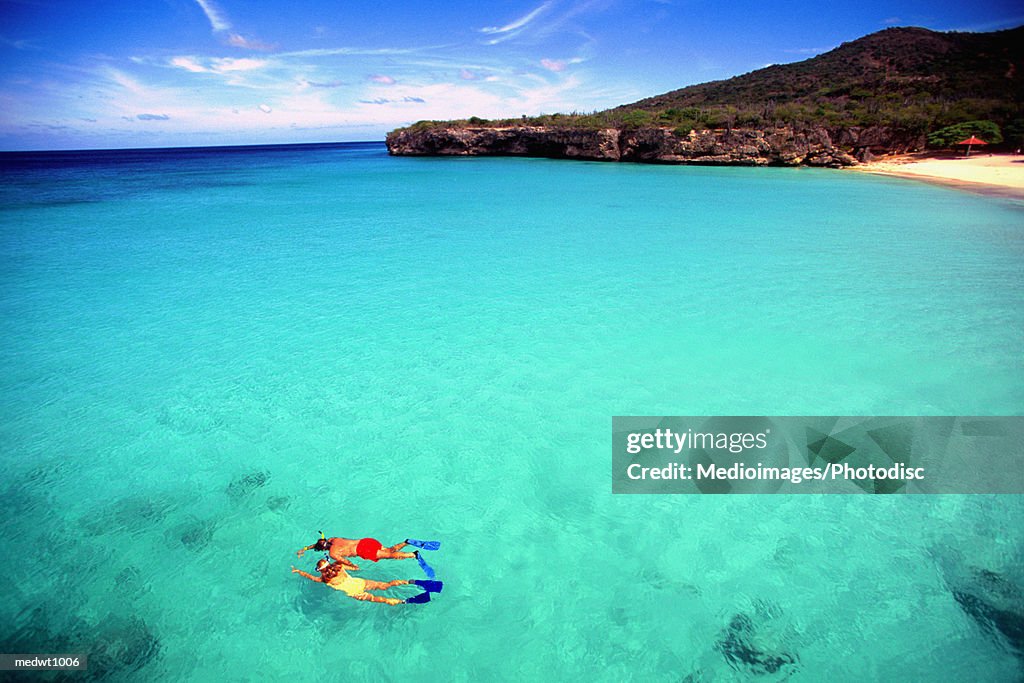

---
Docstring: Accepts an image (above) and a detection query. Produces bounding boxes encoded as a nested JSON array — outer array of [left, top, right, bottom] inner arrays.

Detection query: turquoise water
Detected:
[[1, 142, 1022, 680]]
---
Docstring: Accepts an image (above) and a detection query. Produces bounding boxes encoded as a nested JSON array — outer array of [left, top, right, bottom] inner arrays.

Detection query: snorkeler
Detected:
[[296, 533, 440, 576], [291, 559, 442, 605]]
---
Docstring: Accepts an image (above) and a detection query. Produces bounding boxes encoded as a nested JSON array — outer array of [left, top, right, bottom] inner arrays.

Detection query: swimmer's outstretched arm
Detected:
[[291, 566, 322, 582], [296, 544, 316, 558]]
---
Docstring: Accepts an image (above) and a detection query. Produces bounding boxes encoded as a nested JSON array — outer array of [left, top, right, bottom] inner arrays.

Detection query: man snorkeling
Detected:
[[291, 559, 442, 605], [296, 532, 440, 575]]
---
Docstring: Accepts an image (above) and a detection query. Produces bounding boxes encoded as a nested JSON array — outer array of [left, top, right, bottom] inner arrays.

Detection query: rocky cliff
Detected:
[[386, 125, 863, 167]]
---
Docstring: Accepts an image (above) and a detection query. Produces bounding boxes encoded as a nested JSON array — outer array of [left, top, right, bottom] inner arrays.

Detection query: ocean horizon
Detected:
[[1, 140, 382, 156], [2, 141, 1022, 680]]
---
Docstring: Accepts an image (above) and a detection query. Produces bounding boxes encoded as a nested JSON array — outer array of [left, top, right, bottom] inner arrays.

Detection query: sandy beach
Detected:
[[852, 152, 1024, 199]]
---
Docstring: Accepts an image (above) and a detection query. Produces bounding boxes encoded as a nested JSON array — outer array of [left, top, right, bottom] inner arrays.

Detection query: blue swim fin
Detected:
[[412, 579, 443, 593], [406, 539, 441, 551], [415, 551, 436, 579], [405, 592, 431, 604]]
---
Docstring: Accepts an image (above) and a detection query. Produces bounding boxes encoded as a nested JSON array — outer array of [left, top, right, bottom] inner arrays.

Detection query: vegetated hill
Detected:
[[614, 26, 1023, 133], [387, 26, 1024, 165]]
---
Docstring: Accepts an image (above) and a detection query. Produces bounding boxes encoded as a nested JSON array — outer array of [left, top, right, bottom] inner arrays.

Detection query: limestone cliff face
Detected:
[[385, 126, 623, 161], [385, 125, 863, 167]]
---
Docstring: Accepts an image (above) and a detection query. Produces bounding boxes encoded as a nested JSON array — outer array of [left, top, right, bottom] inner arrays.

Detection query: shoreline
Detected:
[[848, 152, 1024, 200]]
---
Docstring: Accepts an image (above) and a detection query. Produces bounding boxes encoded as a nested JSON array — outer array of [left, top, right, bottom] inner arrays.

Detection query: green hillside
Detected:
[[614, 26, 1023, 135]]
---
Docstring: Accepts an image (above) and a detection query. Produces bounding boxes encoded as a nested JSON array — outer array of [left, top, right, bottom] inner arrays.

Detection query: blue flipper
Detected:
[[412, 579, 443, 593], [415, 551, 436, 579], [405, 592, 431, 604], [406, 539, 441, 551]]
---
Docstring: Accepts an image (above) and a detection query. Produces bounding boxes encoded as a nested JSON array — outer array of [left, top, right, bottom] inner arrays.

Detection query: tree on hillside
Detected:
[[926, 121, 1003, 149], [620, 110, 655, 128], [1003, 119, 1024, 151]]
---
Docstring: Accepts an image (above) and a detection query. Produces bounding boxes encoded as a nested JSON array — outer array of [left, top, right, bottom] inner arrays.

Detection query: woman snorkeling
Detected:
[[292, 559, 442, 605]]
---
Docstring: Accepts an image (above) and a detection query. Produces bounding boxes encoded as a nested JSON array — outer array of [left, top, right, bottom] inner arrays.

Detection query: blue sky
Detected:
[[1, 0, 1021, 150]]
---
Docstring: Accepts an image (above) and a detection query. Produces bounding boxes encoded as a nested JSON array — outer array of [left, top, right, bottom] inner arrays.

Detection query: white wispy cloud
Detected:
[[481, 2, 553, 43], [482, 2, 552, 34], [169, 56, 269, 74], [194, 0, 230, 32], [105, 68, 147, 95], [782, 46, 835, 56], [359, 96, 426, 105], [193, 0, 273, 51], [227, 33, 276, 51], [540, 56, 586, 72], [0, 35, 36, 50], [213, 57, 267, 72], [279, 46, 433, 58], [298, 78, 345, 89], [170, 56, 208, 73]]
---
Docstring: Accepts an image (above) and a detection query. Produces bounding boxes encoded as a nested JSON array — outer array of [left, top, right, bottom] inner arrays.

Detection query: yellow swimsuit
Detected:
[[328, 575, 367, 597]]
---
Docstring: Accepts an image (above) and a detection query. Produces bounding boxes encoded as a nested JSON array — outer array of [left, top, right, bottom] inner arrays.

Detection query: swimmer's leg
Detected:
[[376, 546, 416, 560], [362, 579, 412, 592], [352, 592, 402, 606]]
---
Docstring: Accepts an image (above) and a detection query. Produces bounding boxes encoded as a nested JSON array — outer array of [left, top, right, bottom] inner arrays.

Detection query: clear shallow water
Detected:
[[1, 142, 1022, 680]]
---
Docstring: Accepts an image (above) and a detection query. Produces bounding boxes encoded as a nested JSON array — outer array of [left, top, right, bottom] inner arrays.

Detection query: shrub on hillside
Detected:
[[926, 120, 1002, 148]]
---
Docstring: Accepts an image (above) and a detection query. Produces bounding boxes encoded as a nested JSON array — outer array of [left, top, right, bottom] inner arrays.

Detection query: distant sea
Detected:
[[1, 142, 1022, 680]]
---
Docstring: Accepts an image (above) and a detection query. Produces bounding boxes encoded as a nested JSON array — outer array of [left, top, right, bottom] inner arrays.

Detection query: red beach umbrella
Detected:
[[956, 136, 988, 157]]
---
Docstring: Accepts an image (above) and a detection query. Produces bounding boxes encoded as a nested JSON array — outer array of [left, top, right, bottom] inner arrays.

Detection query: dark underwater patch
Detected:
[[78, 494, 177, 537], [266, 495, 290, 511], [1, 608, 160, 681], [715, 603, 800, 677], [166, 515, 219, 551], [950, 568, 1024, 657], [225, 470, 270, 502], [114, 565, 144, 592]]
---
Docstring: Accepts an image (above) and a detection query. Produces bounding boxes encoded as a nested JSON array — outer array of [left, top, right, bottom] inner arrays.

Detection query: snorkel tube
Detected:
[[302, 530, 329, 555]]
